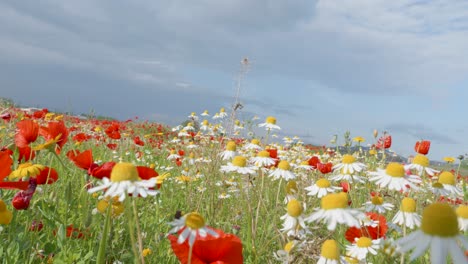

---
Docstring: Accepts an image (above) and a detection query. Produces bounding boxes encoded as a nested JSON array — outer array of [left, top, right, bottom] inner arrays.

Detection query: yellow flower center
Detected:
[[342, 155, 356, 164], [251, 139, 260, 145], [438, 171, 455, 185], [287, 199, 303, 217], [286, 181, 298, 194], [226, 141, 237, 151], [185, 212, 205, 229], [412, 154, 429, 167], [0, 201, 6, 211], [321, 192, 348, 210], [356, 237, 372, 248], [220, 107, 225, 113], [265, 116, 276, 124], [300, 161, 309, 166], [456, 205, 468, 219], [278, 160, 291, 171], [284, 241, 295, 253], [232, 156, 247, 167], [385, 163, 405, 177], [421, 203, 458, 237], [321, 239, 340, 260], [371, 196, 384, 205], [110, 163, 140, 182], [257, 151, 270, 158], [202, 120, 209, 126], [400, 197, 416, 213], [316, 178, 331, 188]]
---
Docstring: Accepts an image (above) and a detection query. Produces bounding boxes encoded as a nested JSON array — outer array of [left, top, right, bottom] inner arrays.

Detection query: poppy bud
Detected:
[[414, 140, 430, 155]]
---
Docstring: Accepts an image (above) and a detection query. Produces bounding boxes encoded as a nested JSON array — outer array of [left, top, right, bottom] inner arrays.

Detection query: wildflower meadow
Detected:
[[0, 99, 467, 264]]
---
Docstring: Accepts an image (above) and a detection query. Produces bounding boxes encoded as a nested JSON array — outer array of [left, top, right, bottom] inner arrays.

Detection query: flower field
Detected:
[[0, 102, 467, 264]]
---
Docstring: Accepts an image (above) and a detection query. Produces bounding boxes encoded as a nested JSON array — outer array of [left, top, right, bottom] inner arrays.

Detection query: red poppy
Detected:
[[67, 149, 94, 170], [266, 148, 278, 159], [133, 136, 145, 146], [18, 146, 36, 162], [136, 166, 158, 180], [72, 133, 92, 143], [39, 121, 69, 153], [178, 149, 185, 156], [36, 167, 59, 185], [345, 212, 387, 243], [414, 140, 430, 155], [33, 109, 48, 119], [0, 150, 13, 180], [317, 162, 333, 174], [106, 143, 118, 150], [14, 120, 39, 148], [376, 134, 392, 149], [89, 162, 116, 179], [105, 123, 121, 139], [168, 228, 243, 264], [308, 156, 320, 169]]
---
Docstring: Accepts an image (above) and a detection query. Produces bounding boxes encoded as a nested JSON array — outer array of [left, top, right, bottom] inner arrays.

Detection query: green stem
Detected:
[[125, 198, 141, 264], [96, 203, 112, 264], [132, 199, 145, 264]]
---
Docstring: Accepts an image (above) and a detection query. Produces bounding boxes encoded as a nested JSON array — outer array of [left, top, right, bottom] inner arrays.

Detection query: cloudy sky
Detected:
[[1, 0, 467, 160]]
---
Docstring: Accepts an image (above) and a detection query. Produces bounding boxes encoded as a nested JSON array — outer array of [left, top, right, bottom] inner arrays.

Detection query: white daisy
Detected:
[[280, 199, 308, 237], [369, 163, 421, 192], [269, 160, 296, 181], [329, 168, 365, 183], [456, 205, 468, 232], [250, 150, 276, 167], [404, 154, 439, 177], [243, 139, 262, 151], [167, 149, 181, 160], [258, 116, 281, 131], [168, 212, 219, 247], [396, 203, 468, 264], [346, 237, 381, 260], [88, 163, 158, 202], [187, 112, 198, 121], [437, 171, 464, 197], [220, 156, 257, 175], [427, 182, 451, 197], [305, 178, 341, 198], [305, 192, 364, 231], [219, 141, 237, 161], [218, 107, 228, 118], [332, 154, 367, 174], [177, 130, 190, 137], [392, 197, 421, 229], [317, 239, 347, 264], [200, 110, 209, 117], [169, 137, 181, 144], [363, 195, 394, 213]]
